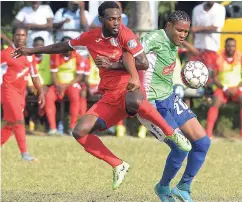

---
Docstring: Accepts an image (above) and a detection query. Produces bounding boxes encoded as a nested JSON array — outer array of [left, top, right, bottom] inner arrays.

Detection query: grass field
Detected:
[[2, 135, 242, 202]]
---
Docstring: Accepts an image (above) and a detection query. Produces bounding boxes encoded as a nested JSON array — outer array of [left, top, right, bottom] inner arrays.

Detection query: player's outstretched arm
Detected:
[[11, 42, 73, 58]]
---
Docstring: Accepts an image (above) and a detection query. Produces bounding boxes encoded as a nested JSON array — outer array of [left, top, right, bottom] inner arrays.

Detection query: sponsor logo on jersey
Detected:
[[110, 38, 119, 47], [162, 61, 176, 75], [95, 38, 102, 43], [127, 39, 137, 49]]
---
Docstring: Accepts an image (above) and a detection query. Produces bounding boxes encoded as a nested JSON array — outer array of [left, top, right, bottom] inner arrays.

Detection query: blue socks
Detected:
[[178, 135, 211, 187], [159, 139, 188, 186], [159, 136, 211, 188]]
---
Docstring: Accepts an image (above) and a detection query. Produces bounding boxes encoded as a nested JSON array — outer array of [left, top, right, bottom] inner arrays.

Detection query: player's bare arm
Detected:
[[11, 42, 72, 58], [32, 76, 45, 109], [95, 52, 148, 71], [122, 52, 141, 91]]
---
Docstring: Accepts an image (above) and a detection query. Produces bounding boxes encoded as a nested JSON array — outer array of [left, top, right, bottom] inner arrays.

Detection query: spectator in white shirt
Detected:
[[190, 2, 226, 70], [12, 1, 54, 48], [53, 1, 92, 42]]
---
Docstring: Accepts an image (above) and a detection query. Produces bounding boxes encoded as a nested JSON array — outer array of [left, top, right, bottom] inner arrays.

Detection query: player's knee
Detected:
[[193, 136, 211, 153], [72, 122, 90, 139], [126, 91, 144, 113]]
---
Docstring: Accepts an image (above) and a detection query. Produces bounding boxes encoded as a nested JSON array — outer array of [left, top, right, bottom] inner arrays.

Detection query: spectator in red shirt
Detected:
[[1, 27, 45, 161], [46, 36, 89, 135]]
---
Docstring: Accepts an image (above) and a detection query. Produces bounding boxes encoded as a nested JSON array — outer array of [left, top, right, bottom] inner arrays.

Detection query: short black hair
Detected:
[[61, 36, 72, 42], [12, 27, 27, 35], [98, 1, 120, 17], [166, 10, 190, 26], [225, 37, 236, 44], [33, 36, 44, 43]]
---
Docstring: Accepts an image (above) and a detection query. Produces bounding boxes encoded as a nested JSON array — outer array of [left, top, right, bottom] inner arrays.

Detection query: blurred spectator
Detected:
[[1, 27, 44, 161], [1, 33, 13, 50], [53, 1, 92, 42], [206, 38, 242, 138], [90, 1, 128, 29], [191, 2, 226, 71], [46, 36, 89, 136], [26, 36, 52, 132], [12, 1, 54, 47]]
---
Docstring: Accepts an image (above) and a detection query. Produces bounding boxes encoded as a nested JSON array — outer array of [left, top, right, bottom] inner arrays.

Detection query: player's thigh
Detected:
[[213, 88, 228, 105], [180, 117, 206, 142], [86, 99, 128, 130], [155, 94, 180, 129], [45, 85, 58, 102], [170, 94, 206, 141], [2, 100, 24, 122], [66, 84, 81, 101]]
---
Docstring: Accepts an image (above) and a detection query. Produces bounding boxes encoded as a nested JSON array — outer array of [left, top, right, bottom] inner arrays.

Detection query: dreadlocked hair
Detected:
[[166, 10, 190, 27]]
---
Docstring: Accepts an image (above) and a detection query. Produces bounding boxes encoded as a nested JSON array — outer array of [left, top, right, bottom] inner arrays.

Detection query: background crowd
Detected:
[[1, 1, 242, 139]]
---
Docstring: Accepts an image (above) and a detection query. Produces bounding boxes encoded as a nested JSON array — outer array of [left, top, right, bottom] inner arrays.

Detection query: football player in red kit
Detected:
[[12, 2, 191, 189], [1, 27, 45, 161]]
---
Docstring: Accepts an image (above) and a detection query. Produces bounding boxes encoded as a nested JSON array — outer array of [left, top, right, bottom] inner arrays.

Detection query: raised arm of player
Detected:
[[11, 32, 89, 58]]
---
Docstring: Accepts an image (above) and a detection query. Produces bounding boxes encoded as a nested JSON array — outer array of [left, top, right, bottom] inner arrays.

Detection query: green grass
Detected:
[[2, 135, 242, 202]]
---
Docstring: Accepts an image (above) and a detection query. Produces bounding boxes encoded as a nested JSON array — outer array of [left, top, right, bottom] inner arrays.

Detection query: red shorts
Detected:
[[189, 49, 218, 70], [86, 88, 129, 130], [214, 87, 242, 104], [1, 86, 25, 122]]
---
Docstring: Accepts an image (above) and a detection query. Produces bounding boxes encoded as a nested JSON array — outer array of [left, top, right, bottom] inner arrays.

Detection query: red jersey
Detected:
[[1, 46, 38, 93], [50, 51, 90, 84], [69, 24, 143, 93]]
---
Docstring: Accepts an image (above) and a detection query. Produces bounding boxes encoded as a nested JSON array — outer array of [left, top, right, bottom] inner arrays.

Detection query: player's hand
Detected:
[[38, 92, 45, 109], [11, 47, 32, 58], [56, 84, 68, 96], [127, 76, 140, 92], [95, 56, 114, 69]]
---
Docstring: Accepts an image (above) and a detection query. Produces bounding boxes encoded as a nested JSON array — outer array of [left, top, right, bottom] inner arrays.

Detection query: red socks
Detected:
[[14, 124, 27, 153], [206, 106, 219, 137], [137, 100, 174, 136], [1, 125, 13, 145], [76, 134, 122, 167]]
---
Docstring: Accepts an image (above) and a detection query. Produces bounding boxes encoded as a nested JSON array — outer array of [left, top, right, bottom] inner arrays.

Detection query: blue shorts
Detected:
[[154, 93, 196, 129]]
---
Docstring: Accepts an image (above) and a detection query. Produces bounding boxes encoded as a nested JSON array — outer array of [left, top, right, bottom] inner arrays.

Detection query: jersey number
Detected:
[[174, 98, 188, 115]]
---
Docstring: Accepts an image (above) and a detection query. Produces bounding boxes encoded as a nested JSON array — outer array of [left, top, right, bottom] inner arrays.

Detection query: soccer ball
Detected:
[[181, 61, 209, 89]]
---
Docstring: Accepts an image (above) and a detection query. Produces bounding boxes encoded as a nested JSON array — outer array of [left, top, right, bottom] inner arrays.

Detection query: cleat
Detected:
[[112, 161, 130, 190], [21, 152, 38, 162], [137, 125, 147, 139], [165, 131, 191, 152], [154, 183, 177, 202], [171, 185, 193, 202], [48, 129, 57, 136], [116, 125, 126, 137]]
